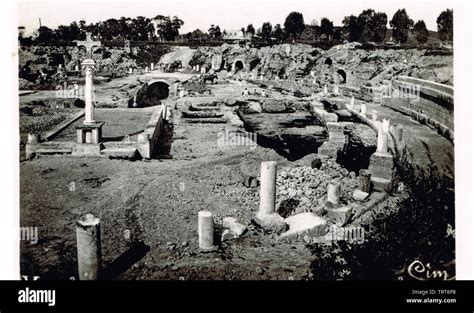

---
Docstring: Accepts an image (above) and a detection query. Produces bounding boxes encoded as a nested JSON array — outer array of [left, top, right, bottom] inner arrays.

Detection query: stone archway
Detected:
[[336, 69, 347, 84], [132, 80, 170, 108], [324, 57, 333, 66], [232, 59, 245, 73]]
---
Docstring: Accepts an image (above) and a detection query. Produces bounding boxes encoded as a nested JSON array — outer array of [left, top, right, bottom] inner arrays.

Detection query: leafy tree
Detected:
[[213, 25, 222, 39], [154, 15, 183, 41], [284, 11, 305, 42], [320, 17, 334, 39], [437, 9, 453, 42], [246, 24, 255, 36], [272, 24, 285, 43], [342, 15, 362, 42], [261, 22, 273, 42], [390, 9, 414, 43], [35, 26, 56, 43], [357, 9, 388, 43], [413, 20, 429, 44]]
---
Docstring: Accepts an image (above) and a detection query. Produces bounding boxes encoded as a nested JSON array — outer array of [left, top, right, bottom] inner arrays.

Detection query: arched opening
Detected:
[[234, 60, 244, 73], [336, 69, 347, 84], [324, 58, 333, 66], [131, 81, 170, 108], [148, 81, 169, 101]]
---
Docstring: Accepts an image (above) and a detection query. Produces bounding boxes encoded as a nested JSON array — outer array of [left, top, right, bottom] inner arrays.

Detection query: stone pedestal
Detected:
[[76, 122, 104, 144], [368, 152, 395, 191], [76, 214, 101, 280]]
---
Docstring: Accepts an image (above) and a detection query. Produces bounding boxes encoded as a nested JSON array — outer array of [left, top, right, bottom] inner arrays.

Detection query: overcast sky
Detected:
[[18, 0, 452, 35]]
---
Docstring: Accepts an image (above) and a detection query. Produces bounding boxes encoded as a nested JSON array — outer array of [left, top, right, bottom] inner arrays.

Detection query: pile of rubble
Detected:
[[276, 159, 358, 217]]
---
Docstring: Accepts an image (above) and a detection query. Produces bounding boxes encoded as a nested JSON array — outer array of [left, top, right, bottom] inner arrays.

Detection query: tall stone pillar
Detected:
[[76, 214, 101, 280], [82, 59, 95, 125], [376, 123, 388, 154], [256, 161, 286, 232]]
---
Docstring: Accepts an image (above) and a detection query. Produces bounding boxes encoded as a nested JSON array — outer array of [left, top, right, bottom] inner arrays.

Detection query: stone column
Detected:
[[360, 103, 367, 116], [76, 214, 101, 280], [323, 85, 328, 95], [82, 60, 96, 125], [334, 85, 339, 95], [382, 118, 390, 134], [258, 161, 277, 216], [372, 109, 378, 121], [376, 123, 388, 154], [198, 211, 215, 250], [150, 63, 154, 70], [358, 169, 371, 193], [327, 183, 340, 206], [350, 96, 355, 108]]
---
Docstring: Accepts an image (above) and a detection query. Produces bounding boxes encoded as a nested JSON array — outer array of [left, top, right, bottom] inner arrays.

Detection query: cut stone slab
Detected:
[[371, 177, 392, 192], [71, 143, 102, 157], [221, 229, 238, 242], [326, 206, 353, 226], [223, 217, 246, 237], [102, 147, 139, 160], [254, 213, 287, 234], [279, 212, 328, 239], [352, 189, 369, 202]]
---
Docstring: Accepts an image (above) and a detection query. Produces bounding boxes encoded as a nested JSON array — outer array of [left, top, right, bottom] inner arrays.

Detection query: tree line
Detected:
[[19, 8, 453, 46]]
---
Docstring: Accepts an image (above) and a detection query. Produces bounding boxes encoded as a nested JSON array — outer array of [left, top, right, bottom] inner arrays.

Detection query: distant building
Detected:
[[222, 29, 251, 42]]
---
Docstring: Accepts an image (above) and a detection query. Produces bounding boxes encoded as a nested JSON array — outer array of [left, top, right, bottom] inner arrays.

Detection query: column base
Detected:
[[76, 122, 105, 144]]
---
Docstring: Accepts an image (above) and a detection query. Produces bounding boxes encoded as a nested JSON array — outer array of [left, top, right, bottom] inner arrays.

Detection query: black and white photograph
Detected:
[[1, 0, 473, 311], [15, 0, 459, 281]]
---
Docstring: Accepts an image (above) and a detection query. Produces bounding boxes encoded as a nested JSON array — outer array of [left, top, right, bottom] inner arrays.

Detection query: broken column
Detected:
[[371, 109, 378, 121], [360, 103, 367, 117], [333, 84, 339, 95], [323, 85, 328, 95], [327, 183, 341, 206], [376, 123, 388, 154], [198, 211, 215, 250], [325, 183, 353, 225], [255, 161, 286, 232], [370, 118, 395, 191], [76, 214, 101, 280], [358, 169, 371, 193], [150, 62, 154, 70], [353, 169, 371, 201]]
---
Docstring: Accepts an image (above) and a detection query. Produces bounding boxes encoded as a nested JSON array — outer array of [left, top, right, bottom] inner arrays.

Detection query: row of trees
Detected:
[[242, 8, 452, 44], [20, 8, 453, 45], [20, 15, 185, 44]]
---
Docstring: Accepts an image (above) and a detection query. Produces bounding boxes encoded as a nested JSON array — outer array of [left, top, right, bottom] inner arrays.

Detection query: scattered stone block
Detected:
[[326, 206, 353, 226], [352, 189, 369, 201], [254, 213, 287, 234], [279, 212, 328, 239], [223, 217, 246, 237], [371, 177, 392, 192]]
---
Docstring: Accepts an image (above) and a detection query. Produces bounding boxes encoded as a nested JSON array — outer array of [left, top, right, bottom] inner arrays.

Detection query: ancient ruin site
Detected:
[[18, 5, 455, 280]]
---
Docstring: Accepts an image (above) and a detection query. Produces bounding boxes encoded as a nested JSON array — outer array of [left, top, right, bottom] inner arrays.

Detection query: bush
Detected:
[[309, 151, 455, 280]]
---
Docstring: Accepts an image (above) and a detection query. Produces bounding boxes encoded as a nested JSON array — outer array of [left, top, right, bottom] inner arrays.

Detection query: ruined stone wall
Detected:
[[382, 76, 454, 141]]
